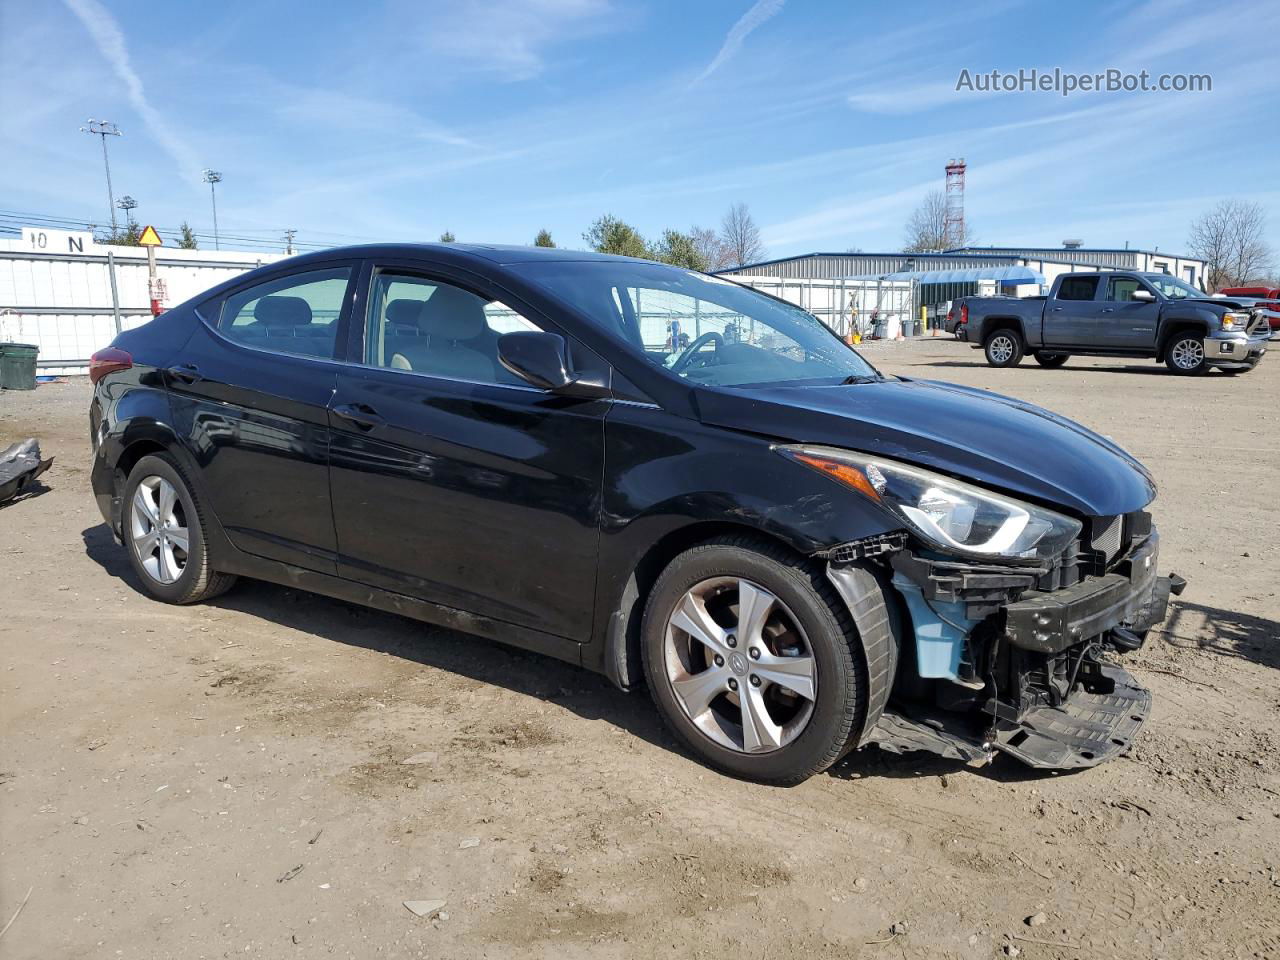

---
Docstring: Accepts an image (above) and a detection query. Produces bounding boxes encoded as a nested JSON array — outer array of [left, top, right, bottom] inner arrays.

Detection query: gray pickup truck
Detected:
[[957, 271, 1271, 375]]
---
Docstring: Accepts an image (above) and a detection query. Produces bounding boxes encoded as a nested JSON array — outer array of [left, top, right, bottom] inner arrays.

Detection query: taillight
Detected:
[[960, 303, 969, 324], [89, 347, 133, 384], [946, 310, 953, 323]]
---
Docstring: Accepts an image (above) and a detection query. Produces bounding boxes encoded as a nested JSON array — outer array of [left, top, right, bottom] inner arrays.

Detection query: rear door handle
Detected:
[[166, 364, 203, 384], [1101, 307, 1115, 313], [332, 402, 384, 430], [1050, 306, 1064, 312]]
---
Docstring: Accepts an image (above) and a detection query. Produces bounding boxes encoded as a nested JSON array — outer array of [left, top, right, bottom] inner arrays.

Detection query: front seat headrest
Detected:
[[418, 285, 487, 341], [384, 299, 423, 327], [254, 295, 313, 328]]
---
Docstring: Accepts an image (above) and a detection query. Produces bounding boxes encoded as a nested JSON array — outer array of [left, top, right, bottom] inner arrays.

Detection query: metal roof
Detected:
[[844, 265, 1046, 285]]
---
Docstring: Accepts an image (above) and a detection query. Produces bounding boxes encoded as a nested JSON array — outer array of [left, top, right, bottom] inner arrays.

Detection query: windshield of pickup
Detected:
[[1145, 275, 1205, 299], [512, 260, 881, 387]]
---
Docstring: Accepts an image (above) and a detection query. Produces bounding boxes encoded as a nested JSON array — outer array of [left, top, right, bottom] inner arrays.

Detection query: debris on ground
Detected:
[[0, 439, 52, 506], [459, 836, 481, 849], [277, 864, 304, 883], [1026, 911, 1047, 927], [401, 751, 439, 765], [404, 899, 447, 919]]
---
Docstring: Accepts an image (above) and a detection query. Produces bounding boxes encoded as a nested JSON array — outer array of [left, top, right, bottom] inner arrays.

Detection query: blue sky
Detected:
[[2, 0, 1277, 258]]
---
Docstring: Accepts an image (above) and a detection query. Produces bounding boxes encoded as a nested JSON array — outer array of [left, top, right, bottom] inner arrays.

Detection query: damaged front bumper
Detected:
[[832, 523, 1185, 770]]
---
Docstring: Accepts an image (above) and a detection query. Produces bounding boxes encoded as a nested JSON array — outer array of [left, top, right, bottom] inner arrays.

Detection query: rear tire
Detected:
[[1034, 352, 1069, 368], [1164, 333, 1207, 375], [121, 453, 237, 605], [640, 535, 872, 786], [983, 329, 1024, 367]]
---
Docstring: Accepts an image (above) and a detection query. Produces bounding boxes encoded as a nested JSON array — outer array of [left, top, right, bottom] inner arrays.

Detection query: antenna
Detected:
[[944, 158, 966, 249]]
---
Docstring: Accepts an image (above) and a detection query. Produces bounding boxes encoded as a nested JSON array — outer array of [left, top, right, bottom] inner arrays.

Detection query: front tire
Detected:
[[984, 329, 1024, 367], [640, 536, 869, 785], [1034, 352, 1069, 368], [1164, 334, 1207, 375], [122, 453, 237, 604]]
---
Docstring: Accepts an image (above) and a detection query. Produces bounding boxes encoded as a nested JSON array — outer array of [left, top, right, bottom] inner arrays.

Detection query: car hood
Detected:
[[693, 378, 1156, 517]]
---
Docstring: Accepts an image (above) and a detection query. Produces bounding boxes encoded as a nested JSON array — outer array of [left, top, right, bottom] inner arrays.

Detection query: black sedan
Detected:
[[89, 244, 1181, 784]]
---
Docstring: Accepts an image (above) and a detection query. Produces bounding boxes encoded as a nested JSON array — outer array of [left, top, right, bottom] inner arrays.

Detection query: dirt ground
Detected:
[[2, 338, 1278, 960]]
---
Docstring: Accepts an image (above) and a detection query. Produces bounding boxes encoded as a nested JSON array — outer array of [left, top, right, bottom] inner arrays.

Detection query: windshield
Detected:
[[512, 260, 881, 387], [1145, 274, 1205, 299]]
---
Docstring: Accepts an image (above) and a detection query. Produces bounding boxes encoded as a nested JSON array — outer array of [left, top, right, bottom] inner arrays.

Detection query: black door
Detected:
[[327, 266, 608, 643], [168, 263, 358, 574]]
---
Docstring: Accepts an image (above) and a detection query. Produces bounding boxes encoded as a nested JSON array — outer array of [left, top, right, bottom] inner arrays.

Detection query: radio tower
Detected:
[[944, 157, 966, 249]]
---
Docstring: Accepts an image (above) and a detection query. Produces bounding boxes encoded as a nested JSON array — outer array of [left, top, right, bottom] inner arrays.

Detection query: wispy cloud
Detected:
[[692, 0, 785, 85], [405, 0, 619, 82], [62, 0, 203, 181]]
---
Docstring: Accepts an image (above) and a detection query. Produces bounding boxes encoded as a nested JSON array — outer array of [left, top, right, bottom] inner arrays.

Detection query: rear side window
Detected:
[[1057, 276, 1099, 301], [216, 267, 352, 358]]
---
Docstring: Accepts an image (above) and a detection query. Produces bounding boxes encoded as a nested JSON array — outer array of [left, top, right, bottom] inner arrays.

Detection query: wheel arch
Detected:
[[99, 421, 235, 564], [1156, 320, 1208, 361], [980, 315, 1025, 338], [595, 519, 812, 692]]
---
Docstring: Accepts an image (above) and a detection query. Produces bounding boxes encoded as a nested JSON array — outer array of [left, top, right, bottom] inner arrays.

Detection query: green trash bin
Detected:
[[0, 342, 39, 390]]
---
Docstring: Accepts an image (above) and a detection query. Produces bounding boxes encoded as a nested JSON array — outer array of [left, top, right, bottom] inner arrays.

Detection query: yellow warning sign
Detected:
[[138, 225, 163, 246]]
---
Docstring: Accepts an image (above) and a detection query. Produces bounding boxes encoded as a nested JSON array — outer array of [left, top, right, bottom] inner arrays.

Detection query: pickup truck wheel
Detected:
[[1165, 334, 1207, 375], [1034, 352, 1069, 368], [984, 330, 1024, 367]]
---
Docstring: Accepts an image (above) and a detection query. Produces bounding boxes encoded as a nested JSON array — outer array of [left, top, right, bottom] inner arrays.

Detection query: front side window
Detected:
[[1106, 277, 1143, 302], [216, 267, 352, 358], [364, 272, 542, 385], [1057, 276, 1099, 301], [510, 261, 880, 387]]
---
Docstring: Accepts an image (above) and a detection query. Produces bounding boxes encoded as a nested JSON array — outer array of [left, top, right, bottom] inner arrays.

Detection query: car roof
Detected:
[[276, 242, 645, 269]]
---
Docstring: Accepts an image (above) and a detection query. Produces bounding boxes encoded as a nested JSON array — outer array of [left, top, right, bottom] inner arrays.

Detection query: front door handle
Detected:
[[166, 364, 203, 384], [1101, 307, 1115, 313], [332, 402, 384, 430], [1050, 306, 1064, 312]]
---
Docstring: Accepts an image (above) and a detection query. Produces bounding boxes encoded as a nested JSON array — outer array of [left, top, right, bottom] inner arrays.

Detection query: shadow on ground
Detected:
[[81, 523, 678, 757], [1159, 599, 1280, 670]]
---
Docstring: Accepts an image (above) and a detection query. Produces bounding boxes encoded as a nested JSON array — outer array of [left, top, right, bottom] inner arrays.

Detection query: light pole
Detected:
[[116, 195, 138, 225], [202, 169, 222, 250], [80, 119, 122, 234]]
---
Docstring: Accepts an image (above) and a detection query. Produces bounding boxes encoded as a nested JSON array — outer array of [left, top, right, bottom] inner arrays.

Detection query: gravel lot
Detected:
[[2, 337, 1278, 960]]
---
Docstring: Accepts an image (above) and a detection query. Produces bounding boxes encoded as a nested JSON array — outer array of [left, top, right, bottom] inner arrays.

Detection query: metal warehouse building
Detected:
[[719, 245, 1208, 324]]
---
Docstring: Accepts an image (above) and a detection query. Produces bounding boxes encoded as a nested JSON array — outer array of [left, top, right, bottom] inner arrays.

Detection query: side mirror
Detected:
[[498, 331, 609, 398], [1131, 288, 1155, 302]]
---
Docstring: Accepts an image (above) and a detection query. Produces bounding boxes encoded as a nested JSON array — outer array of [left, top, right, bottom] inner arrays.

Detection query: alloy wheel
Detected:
[[663, 577, 817, 754], [1171, 338, 1204, 370], [130, 475, 190, 585], [989, 335, 1015, 363]]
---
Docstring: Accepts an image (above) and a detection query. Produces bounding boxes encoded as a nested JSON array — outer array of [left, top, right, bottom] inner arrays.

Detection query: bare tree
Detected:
[[903, 190, 950, 253], [719, 203, 764, 268], [1188, 200, 1273, 290], [691, 225, 732, 271]]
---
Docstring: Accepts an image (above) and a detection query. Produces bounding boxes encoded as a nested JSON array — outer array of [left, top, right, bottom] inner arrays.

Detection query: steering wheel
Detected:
[[670, 331, 725, 374]]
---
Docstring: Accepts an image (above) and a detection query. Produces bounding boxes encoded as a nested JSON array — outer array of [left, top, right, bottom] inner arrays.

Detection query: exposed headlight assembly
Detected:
[[779, 445, 1082, 564]]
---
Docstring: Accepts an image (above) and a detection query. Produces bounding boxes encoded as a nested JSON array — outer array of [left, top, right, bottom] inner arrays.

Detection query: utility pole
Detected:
[[80, 119, 122, 234], [284, 228, 296, 255], [202, 169, 223, 249]]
